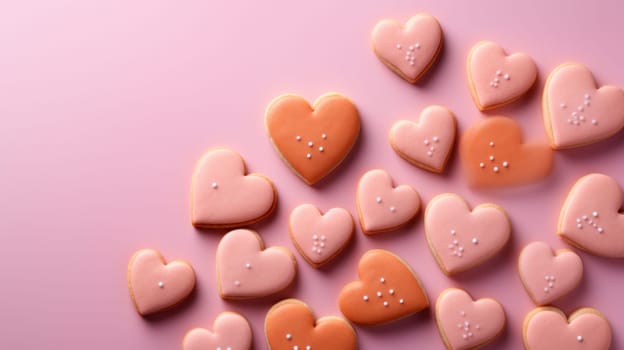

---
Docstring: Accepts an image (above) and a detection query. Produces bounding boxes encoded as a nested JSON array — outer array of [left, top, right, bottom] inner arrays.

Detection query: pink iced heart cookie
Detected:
[[543, 63, 624, 149], [289, 204, 354, 268], [467, 41, 537, 111], [425, 193, 511, 275], [558, 173, 624, 258], [356, 169, 421, 234], [435, 288, 506, 350], [216, 229, 297, 299], [127, 249, 196, 316], [389, 105, 457, 173], [183, 312, 252, 350], [191, 148, 277, 228], [523, 307, 612, 350], [371, 14, 443, 83], [518, 241, 583, 306]]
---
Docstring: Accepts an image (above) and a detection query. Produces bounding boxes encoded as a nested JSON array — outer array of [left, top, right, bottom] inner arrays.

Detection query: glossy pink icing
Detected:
[[524, 308, 612, 349], [468, 41, 537, 110], [182, 312, 252, 350], [371, 14, 442, 83], [544, 63, 624, 149], [127, 249, 196, 316], [389, 105, 456, 172], [191, 148, 276, 227], [216, 229, 296, 299], [356, 169, 421, 234], [435, 288, 505, 350], [289, 204, 354, 267], [558, 173, 624, 257], [518, 241, 583, 306], [425, 193, 510, 275]]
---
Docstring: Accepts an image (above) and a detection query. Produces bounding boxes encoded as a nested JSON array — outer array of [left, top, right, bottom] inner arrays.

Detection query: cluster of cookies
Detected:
[[126, 12, 624, 350]]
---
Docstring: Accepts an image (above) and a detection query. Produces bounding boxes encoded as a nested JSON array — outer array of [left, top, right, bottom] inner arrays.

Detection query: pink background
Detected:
[[2, 0, 624, 349]]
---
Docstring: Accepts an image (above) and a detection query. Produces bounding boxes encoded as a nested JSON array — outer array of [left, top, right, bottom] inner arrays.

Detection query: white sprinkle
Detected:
[[158, 281, 164, 288], [399, 299, 404, 304], [489, 141, 495, 147], [389, 289, 395, 295], [585, 100, 590, 106], [433, 136, 439, 142], [545, 276, 549, 281], [306, 153, 311, 159], [296, 136, 301, 141], [451, 229, 456, 236], [560, 103, 567, 108], [321, 133, 327, 139], [489, 155, 495, 161], [383, 301, 389, 307], [294, 346, 299, 350], [320, 235, 326, 241], [582, 215, 588, 220], [459, 247, 464, 252], [453, 240, 458, 245], [598, 227, 604, 233], [479, 162, 485, 168], [490, 82, 495, 87], [363, 295, 369, 301], [306, 346, 311, 350], [504, 73, 510, 80], [463, 334, 468, 340], [457, 252, 463, 257], [234, 280, 241, 286], [396, 44, 402, 49], [390, 207, 396, 213], [592, 211, 598, 217], [577, 224, 583, 229], [211, 182, 218, 189], [307, 141, 313, 147], [376, 196, 382, 203], [245, 263, 251, 269], [584, 94, 590, 99], [592, 119, 598, 125], [493, 166, 500, 173], [415, 43, 421, 49], [578, 106, 584, 112], [313, 234, 318, 240], [319, 146, 324, 152], [496, 70, 502, 76], [549, 282, 554, 287], [380, 277, 385, 283], [424, 139, 430, 145], [577, 335, 584, 342], [494, 78, 500, 83], [580, 115, 585, 121], [377, 291, 382, 297], [286, 334, 292, 340], [320, 242, 325, 247], [472, 238, 478, 245], [544, 287, 549, 293], [502, 161, 509, 168], [408, 45, 414, 51], [427, 151, 433, 157], [460, 311, 466, 316], [410, 62, 415, 66]]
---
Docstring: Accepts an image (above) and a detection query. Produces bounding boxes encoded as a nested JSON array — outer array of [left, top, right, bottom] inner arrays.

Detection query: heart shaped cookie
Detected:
[[265, 93, 360, 185], [191, 148, 277, 228], [467, 41, 537, 111], [460, 116, 553, 187], [543, 63, 624, 149], [289, 204, 354, 268], [127, 249, 196, 316], [558, 173, 624, 257], [265, 299, 357, 350], [518, 241, 583, 306], [356, 169, 421, 234], [425, 193, 511, 275], [183, 312, 252, 350], [371, 13, 443, 83], [389, 105, 457, 173], [435, 288, 506, 350], [216, 229, 297, 299], [523, 307, 612, 350], [338, 249, 429, 326]]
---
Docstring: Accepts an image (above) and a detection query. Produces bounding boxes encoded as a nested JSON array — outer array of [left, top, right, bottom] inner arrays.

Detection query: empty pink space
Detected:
[[1, 0, 624, 349]]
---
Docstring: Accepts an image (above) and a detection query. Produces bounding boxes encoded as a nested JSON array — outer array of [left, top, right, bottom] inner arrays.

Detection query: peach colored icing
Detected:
[[265, 93, 360, 185], [356, 169, 421, 234], [460, 116, 553, 187], [389, 105, 456, 173], [524, 308, 612, 349], [338, 249, 429, 326], [265, 299, 357, 350], [127, 249, 196, 316], [288, 204, 354, 268], [558, 173, 624, 258], [191, 148, 276, 228], [371, 14, 443, 83], [518, 241, 583, 306], [425, 193, 510, 275], [216, 229, 296, 299], [182, 312, 252, 350], [543, 63, 624, 149], [435, 288, 506, 350], [467, 41, 537, 110]]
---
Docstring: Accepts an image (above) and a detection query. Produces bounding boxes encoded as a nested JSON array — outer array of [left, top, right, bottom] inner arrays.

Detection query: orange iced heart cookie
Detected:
[[460, 117, 553, 187], [265, 93, 360, 185], [338, 249, 429, 326], [127, 249, 196, 316], [265, 299, 357, 350]]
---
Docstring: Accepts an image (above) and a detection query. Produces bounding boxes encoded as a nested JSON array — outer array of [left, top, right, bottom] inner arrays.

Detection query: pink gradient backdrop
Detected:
[[1, 0, 624, 348]]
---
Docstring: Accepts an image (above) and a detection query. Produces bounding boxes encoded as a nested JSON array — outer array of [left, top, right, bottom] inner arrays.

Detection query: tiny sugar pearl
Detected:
[[427, 151, 433, 157], [424, 139, 430, 145], [408, 45, 414, 51], [396, 44, 402, 49], [577, 335, 584, 342], [472, 238, 478, 245], [479, 162, 485, 168], [286, 334, 292, 340], [294, 346, 299, 350], [211, 182, 218, 189], [433, 136, 439, 142], [577, 224, 583, 229], [598, 227, 604, 233], [390, 207, 396, 213], [502, 161, 509, 168], [363, 295, 369, 301], [489, 141, 495, 147], [451, 229, 456, 235], [306, 346, 311, 350], [489, 155, 495, 161], [320, 235, 326, 241], [399, 299, 405, 304], [245, 263, 251, 269], [307, 141, 313, 147], [415, 43, 421, 49], [584, 93, 590, 99], [496, 70, 502, 76], [318, 146, 324, 152], [321, 133, 327, 139], [592, 211, 598, 217], [380, 277, 385, 283], [389, 289, 395, 295], [560, 103, 567, 108], [306, 153, 312, 159], [158, 281, 164, 288], [383, 301, 389, 307], [377, 291, 383, 297], [592, 119, 598, 125], [234, 280, 241, 286], [493, 166, 500, 173], [296, 135, 301, 141], [504, 73, 510, 80], [376, 196, 382, 203]]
